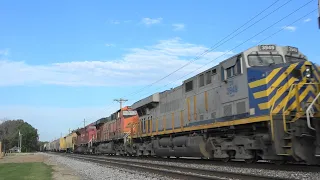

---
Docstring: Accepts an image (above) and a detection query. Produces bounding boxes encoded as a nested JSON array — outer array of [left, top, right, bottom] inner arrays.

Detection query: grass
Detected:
[[0, 162, 53, 180]]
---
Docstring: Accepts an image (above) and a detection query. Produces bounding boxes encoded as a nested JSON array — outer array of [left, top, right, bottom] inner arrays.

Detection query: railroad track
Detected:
[[54, 153, 292, 180], [89, 154, 320, 173]]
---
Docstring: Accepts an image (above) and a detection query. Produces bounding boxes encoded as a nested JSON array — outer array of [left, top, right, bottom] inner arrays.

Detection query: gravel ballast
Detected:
[[43, 153, 175, 180], [99, 156, 320, 180]]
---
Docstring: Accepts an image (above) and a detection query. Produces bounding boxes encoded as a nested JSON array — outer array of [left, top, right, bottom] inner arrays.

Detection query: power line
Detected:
[[99, 0, 312, 120], [80, 0, 291, 124], [135, 8, 318, 113], [169, 9, 317, 102], [122, 0, 291, 99], [135, 0, 315, 100], [60, 1, 314, 137]]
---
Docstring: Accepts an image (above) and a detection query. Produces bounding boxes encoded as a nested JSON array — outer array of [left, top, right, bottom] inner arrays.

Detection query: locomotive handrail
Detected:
[[306, 92, 320, 131], [283, 82, 320, 131], [270, 82, 320, 136]]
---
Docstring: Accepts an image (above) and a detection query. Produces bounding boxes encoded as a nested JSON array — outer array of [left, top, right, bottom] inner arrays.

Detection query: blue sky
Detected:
[[0, 0, 319, 141]]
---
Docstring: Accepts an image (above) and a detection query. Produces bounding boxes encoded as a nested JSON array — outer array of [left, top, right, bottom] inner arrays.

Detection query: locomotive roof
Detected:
[[94, 117, 111, 125], [131, 93, 160, 110]]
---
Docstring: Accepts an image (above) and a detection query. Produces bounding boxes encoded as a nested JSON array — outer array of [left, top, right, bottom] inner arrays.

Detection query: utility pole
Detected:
[[318, 0, 320, 29], [17, 131, 19, 152], [114, 98, 128, 109], [18, 131, 22, 153], [83, 119, 86, 128], [69, 128, 71, 134]]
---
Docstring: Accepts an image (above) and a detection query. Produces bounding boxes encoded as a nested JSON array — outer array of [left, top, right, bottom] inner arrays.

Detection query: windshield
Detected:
[[248, 55, 284, 66], [285, 56, 306, 63]]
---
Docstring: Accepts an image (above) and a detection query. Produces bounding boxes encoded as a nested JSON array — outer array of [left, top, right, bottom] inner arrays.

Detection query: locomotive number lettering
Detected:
[[288, 46, 298, 53], [227, 81, 238, 96], [259, 45, 276, 51]]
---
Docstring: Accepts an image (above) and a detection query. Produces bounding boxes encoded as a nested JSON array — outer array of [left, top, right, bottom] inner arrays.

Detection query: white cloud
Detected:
[[283, 26, 296, 32], [304, 18, 311, 23], [105, 44, 114, 47], [0, 49, 9, 57], [172, 23, 185, 31], [109, 20, 120, 24], [0, 38, 233, 87], [141, 17, 162, 25]]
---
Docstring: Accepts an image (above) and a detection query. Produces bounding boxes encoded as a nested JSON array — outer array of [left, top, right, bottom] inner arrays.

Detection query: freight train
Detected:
[[44, 44, 320, 165]]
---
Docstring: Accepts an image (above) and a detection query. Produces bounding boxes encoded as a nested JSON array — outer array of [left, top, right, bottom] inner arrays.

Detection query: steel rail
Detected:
[[57, 153, 292, 180]]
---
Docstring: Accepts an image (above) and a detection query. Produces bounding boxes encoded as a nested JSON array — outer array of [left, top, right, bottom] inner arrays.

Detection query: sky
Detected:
[[0, 0, 319, 141]]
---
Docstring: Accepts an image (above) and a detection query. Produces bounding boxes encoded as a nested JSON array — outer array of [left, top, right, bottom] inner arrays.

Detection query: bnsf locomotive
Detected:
[[45, 45, 320, 165]]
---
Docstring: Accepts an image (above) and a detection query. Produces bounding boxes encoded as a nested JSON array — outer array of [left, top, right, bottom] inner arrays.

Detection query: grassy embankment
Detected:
[[0, 162, 53, 180]]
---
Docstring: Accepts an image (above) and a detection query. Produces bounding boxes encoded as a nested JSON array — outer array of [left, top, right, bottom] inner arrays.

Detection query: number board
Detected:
[[259, 45, 276, 51], [287, 46, 298, 53]]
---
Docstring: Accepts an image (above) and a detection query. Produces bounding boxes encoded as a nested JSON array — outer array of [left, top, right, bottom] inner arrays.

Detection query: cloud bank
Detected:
[[0, 38, 233, 87]]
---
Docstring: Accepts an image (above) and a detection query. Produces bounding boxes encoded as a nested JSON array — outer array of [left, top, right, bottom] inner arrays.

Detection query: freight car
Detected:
[[65, 132, 77, 152], [51, 139, 60, 152], [59, 137, 67, 152]]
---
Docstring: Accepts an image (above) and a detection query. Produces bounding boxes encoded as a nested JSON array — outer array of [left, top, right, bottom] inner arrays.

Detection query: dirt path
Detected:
[[0, 153, 81, 180], [0, 153, 45, 163]]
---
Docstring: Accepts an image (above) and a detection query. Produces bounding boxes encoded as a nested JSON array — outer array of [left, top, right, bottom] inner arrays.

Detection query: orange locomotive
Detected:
[[91, 106, 139, 154]]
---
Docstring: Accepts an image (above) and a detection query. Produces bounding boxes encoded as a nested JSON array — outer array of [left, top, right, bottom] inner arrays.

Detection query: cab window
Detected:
[[248, 55, 284, 66], [222, 55, 242, 80], [285, 56, 306, 63]]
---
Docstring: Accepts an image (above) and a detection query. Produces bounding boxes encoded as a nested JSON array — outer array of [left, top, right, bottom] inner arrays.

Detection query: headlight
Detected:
[[305, 65, 312, 78]]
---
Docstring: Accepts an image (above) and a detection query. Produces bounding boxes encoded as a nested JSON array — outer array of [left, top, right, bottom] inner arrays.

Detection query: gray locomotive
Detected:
[[128, 44, 320, 165]]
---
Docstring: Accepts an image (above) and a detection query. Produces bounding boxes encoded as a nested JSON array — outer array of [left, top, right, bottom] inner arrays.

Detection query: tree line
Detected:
[[0, 119, 43, 152]]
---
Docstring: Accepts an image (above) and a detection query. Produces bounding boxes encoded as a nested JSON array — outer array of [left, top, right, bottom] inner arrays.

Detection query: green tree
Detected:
[[0, 120, 39, 152]]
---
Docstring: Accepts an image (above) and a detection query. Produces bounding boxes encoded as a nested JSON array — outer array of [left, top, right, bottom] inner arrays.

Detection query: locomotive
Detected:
[[46, 44, 320, 165]]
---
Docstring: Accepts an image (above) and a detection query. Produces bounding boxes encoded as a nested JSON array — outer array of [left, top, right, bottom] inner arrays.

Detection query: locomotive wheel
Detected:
[[245, 151, 258, 164], [222, 157, 230, 162]]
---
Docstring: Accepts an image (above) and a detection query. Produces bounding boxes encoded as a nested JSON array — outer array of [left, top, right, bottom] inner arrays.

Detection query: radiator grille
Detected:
[[224, 104, 232, 116], [236, 101, 246, 114]]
